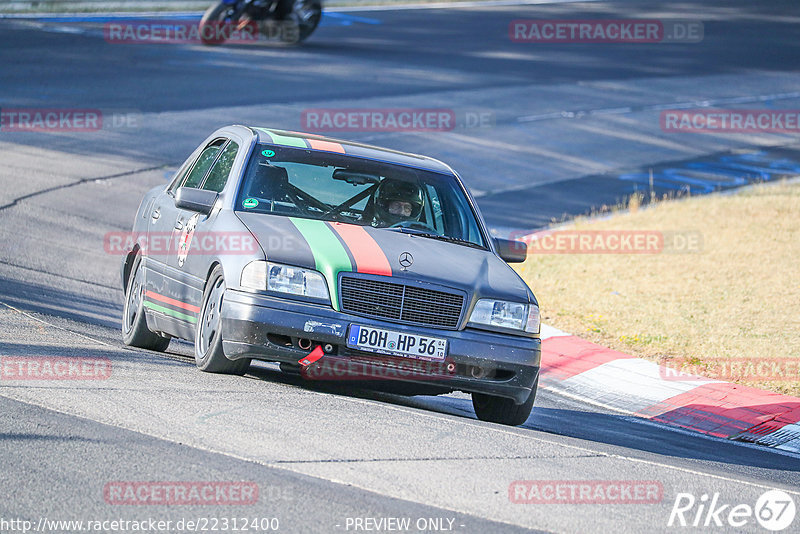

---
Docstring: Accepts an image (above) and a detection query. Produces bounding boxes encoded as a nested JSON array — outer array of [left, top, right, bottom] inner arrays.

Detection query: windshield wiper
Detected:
[[389, 228, 486, 250]]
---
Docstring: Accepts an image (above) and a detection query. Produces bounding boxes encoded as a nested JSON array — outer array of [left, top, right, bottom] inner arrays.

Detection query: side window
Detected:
[[202, 141, 239, 193], [181, 139, 225, 190], [168, 157, 195, 195], [425, 184, 445, 233]]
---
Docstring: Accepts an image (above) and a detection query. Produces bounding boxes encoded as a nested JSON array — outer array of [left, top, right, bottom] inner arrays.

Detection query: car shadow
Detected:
[[522, 404, 800, 472], [245, 362, 800, 473]]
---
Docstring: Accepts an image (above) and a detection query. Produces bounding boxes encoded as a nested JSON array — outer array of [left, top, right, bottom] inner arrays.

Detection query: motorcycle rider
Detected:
[[200, 0, 320, 45]]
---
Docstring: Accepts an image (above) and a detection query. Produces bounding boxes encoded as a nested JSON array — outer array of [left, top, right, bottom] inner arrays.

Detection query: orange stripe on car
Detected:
[[144, 290, 201, 313], [307, 139, 346, 153], [329, 223, 393, 277]]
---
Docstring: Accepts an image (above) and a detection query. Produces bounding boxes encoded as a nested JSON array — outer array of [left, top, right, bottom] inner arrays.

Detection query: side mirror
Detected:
[[494, 238, 527, 263], [175, 187, 218, 215]]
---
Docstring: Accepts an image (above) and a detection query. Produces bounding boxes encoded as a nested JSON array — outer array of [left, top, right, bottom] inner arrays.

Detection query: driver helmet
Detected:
[[373, 179, 425, 226]]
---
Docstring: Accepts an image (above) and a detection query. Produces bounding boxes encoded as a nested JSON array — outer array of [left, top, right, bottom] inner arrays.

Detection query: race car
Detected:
[[121, 125, 541, 426]]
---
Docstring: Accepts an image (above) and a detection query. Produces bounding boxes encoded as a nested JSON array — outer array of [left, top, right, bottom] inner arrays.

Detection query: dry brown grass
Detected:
[[515, 180, 800, 395]]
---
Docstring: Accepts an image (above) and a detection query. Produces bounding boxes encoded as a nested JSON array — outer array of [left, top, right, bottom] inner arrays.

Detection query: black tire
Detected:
[[472, 375, 538, 426], [199, 2, 236, 45], [195, 265, 250, 375], [122, 254, 171, 352], [282, 0, 321, 43]]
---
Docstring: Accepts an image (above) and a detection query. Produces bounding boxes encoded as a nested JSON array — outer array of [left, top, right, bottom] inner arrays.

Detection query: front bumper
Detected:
[[221, 290, 540, 404]]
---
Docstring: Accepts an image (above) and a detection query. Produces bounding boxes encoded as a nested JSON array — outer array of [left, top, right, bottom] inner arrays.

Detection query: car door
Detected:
[[144, 138, 226, 338], [169, 138, 241, 337]]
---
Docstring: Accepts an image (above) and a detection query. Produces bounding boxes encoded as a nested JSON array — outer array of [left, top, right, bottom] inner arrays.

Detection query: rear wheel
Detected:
[[195, 265, 250, 375], [122, 254, 171, 352], [472, 375, 537, 426], [283, 0, 321, 43]]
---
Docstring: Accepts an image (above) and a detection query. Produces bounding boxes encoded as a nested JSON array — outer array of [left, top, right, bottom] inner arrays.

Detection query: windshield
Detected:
[[235, 144, 487, 248]]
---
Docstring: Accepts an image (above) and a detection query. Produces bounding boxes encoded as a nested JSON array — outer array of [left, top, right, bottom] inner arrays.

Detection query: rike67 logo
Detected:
[[668, 489, 796, 531]]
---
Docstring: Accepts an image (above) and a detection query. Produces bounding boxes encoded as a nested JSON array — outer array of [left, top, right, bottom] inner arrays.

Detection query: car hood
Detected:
[[236, 213, 533, 310]]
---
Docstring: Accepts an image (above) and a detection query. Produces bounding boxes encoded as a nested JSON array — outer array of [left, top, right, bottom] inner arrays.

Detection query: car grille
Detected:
[[339, 275, 464, 329]]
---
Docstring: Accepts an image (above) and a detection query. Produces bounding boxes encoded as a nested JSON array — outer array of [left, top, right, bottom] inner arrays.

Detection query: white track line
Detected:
[[518, 91, 800, 123]]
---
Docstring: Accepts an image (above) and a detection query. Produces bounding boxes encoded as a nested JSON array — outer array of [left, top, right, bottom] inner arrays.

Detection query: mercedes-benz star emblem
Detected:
[[398, 252, 413, 269]]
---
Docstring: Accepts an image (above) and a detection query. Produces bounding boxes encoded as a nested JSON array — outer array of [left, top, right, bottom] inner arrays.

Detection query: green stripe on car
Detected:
[[289, 218, 353, 310], [255, 128, 308, 148], [144, 301, 198, 323]]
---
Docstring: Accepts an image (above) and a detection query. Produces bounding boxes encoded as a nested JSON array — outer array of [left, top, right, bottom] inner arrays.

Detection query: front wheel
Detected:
[[199, 2, 237, 45], [472, 375, 537, 426], [122, 254, 171, 352], [195, 265, 250, 375]]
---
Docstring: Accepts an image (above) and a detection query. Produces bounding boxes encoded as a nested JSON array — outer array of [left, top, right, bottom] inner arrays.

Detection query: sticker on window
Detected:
[[261, 149, 275, 158], [242, 198, 259, 209]]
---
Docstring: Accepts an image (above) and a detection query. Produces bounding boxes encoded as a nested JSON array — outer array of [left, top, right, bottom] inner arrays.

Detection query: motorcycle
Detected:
[[199, 0, 322, 45]]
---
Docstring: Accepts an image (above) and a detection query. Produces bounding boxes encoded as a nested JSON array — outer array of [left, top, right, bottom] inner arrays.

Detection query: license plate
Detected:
[[346, 325, 448, 361]]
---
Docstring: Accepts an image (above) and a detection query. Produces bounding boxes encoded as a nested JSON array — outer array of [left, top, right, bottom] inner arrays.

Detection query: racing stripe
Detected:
[[307, 139, 345, 154], [289, 217, 354, 310], [144, 290, 201, 313], [143, 301, 198, 323], [235, 212, 316, 268], [328, 223, 393, 277], [256, 128, 308, 148]]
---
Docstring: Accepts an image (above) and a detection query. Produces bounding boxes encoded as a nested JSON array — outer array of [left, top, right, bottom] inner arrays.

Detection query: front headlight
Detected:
[[469, 299, 540, 334], [240, 261, 329, 302]]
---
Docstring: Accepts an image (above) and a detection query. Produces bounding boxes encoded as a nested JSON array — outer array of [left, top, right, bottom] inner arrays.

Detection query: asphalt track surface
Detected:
[[1, 1, 800, 532]]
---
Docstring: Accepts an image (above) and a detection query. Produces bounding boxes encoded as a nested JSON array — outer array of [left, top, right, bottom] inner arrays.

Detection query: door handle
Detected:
[[151, 208, 161, 221], [174, 220, 184, 230]]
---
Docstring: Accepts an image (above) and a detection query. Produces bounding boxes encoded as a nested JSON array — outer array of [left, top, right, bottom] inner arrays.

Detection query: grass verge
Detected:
[[515, 179, 800, 396]]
